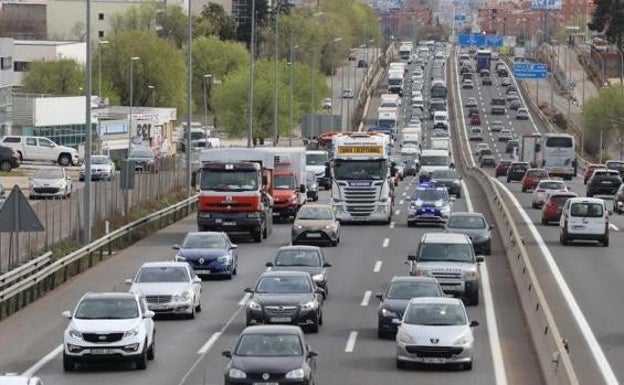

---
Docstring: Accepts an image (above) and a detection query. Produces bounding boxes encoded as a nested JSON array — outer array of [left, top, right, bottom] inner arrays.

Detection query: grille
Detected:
[[248, 372, 286, 381], [33, 187, 60, 194], [405, 345, 463, 358], [343, 186, 378, 215], [208, 203, 253, 209], [146, 295, 172, 304], [430, 272, 462, 280], [83, 333, 124, 343], [265, 306, 298, 316]]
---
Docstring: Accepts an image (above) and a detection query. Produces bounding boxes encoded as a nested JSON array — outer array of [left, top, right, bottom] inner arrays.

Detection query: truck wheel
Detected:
[[0, 161, 12, 172], [262, 223, 268, 239], [253, 228, 262, 243], [467, 289, 479, 306], [58, 154, 71, 166]]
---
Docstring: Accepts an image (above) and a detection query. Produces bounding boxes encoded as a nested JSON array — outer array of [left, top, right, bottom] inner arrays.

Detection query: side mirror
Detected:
[[489, 225, 494, 230], [470, 320, 480, 327], [262, 175, 268, 186], [124, 278, 133, 285], [144, 310, 155, 319], [407, 254, 416, 261], [307, 350, 318, 358], [62, 310, 72, 319], [391, 318, 402, 325], [222, 350, 232, 358], [230, 244, 238, 249], [193, 276, 202, 283], [172, 244, 180, 250], [265, 262, 274, 267], [299, 184, 306, 193], [67, 176, 71, 180], [322, 262, 332, 267], [476, 256, 485, 263], [450, 196, 456, 202], [315, 287, 326, 295], [375, 293, 383, 301], [244, 287, 254, 293]]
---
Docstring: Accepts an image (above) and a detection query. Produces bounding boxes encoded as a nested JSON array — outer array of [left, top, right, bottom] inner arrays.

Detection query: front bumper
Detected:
[[333, 204, 391, 222], [246, 306, 318, 327], [407, 207, 449, 225], [396, 342, 473, 365], [79, 171, 112, 180], [30, 187, 66, 198], [64, 336, 147, 361], [145, 298, 194, 315], [197, 212, 262, 232], [292, 228, 338, 244], [225, 377, 309, 385]]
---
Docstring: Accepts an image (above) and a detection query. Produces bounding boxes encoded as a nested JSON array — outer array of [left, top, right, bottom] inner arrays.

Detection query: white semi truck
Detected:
[[330, 132, 393, 224]]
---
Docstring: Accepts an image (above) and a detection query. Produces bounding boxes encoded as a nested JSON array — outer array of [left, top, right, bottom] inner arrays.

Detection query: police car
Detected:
[[407, 183, 454, 227]]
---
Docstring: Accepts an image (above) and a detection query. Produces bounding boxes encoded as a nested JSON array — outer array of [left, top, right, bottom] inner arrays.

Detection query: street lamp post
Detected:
[[273, 2, 279, 146], [330, 37, 343, 133], [148, 84, 156, 107], [125, 56, 140, 222], [84, 0, 93, 243], [97, 40, 108, 99], [185, 0, 193, 197], [288, 43, 298, 147], [202, 74, 212, 133], [247, 2, 256, 148]]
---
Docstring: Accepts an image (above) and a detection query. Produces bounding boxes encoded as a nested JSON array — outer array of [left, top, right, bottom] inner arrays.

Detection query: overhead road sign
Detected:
[[514, 62, 548, 79], [458, 34, 503, 47]]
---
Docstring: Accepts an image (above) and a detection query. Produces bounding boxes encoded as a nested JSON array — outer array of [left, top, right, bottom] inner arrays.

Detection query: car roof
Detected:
[[241, 325, 303, 336], [185, 231, 225, 237], [421, 232, 471, 244], [408, 296, 463, 305], [83, 292, 137, 300], [390, 276, 440, 284], [511, 162, 529, 166], [448, 211, 486, 219], [0, 376, 43, 385], [259, 270, 312, 278], [526, 168, 547, 172], [548, 192, 577, 198], [567, 197, 606, 204], [277, 245, 322, 252], [138, 261, 190, 269]]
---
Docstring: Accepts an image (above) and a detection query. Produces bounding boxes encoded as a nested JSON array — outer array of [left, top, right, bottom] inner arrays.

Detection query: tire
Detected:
[[560, 230, 569, 245], [147, 336, 155, 360], [506, 178, 511, 183], [467, 289, 479, 306], [541, 217, 547, 225], [463, 361, 473, 371], [308, 318, 319, 333], [187, 302, 196, 319], [531, 202, 537, 209], [378, 328, 389, 339], [615, 205, 621, 215], [135, 346, 148, 370], [58, 154, 71, 166], [262, 222, 268, 239], [253, 228, 262, 243], [232, 263, 238, 276], [226, 269, 233, 280], [603, 236, 609, 247], [63, 353, 75, 372], [396, 359, 407, 369], [521, 187, 526, 192], [0, 160, 12, 172], [330, 240, 338, 247], [483, 244, 491, 256]]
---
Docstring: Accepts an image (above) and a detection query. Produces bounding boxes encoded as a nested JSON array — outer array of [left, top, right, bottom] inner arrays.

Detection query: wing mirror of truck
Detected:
[[407, 254, 417, 261], [262, 175, 268, 186], [299, 184, 306, 193]]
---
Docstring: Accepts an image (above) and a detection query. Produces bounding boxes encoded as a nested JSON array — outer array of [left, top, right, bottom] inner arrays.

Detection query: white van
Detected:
[[0, 375, 43, 385], [432, 111, 449, 130], [559, 197, 610, 246]]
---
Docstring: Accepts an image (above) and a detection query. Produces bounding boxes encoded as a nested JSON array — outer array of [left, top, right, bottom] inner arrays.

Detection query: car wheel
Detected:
[[615, 205, 621, 214], [308, 318, 319, 333], [187, 302, 196, 319], [0, 160, 12, 172], [603, 236, 609, 247], [484, 243, 491, 256], [531, 202, 537, 209], [521, 187, 526, 193], [226, 269, 233, 280], [330, 239, 338, 247], [147, 335, 155, 360], [506, 178, 511, 183], [63, 353, 75, 372], [463, 361, 473, 371], [253, 228, 262, 243], [136, 342, 148, 370], [232, 262, 238, 275], [196, 300, 202, 312], [467, 289, 479, 306], [541, 217, 547, 225], [560, 230, 569, 245], [58, 154, 71, 166], [396, 359, 407, 369]]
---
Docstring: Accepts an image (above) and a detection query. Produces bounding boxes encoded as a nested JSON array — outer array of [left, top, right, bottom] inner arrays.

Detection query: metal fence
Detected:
[[0, 155, 187, 272]]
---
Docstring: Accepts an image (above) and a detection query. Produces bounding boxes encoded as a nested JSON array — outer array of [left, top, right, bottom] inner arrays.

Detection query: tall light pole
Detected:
[[148, 84, 156, 107], [273, 1, 279, 146], [202, 74, 212, 133], [185, 0, 193, 197], [330, 37, 343, 133], [84, 0, 93, 243], [288, 43, 298, 147], [125, 56, 140, 222], [97, 40, 108, 99], [248, 0, 256, 147]]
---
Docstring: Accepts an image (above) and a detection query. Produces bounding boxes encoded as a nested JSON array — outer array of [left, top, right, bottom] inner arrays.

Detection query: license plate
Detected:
[[195, 269, 211, 274], [150, 303, 170, 309], [215, 218, 222, 223], [423, 357, 446, 364], [223, 222, 236, 226], [307, 233, 322, 238], [573, 225, 585, 230], [270, 317, 291, 323], [90, 348, 115, 355], [601, 181, 613, 185], [253, 383, 279, 385]]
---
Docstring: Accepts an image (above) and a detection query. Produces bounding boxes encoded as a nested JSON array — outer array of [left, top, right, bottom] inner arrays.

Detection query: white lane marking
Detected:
[[22, 344, 63, 376], [198, 332, 222, 354], [389, 221, 395, 229], [395, 209, 401, 215], [382, 238, 389, 248], [361, 290, 372, 306], [609, 223, 619, 231], [399, 199, 404, 205], [345, 331, 358, 352], [373, 260, 382, 272], [238, 292, 251, 306], [492, 177, 618, 384], [461, 180, 474, 212], [402, 191, 407, 196]]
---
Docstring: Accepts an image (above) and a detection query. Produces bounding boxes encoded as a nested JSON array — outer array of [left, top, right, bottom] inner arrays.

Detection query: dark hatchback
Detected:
[[430, 169, 462, 197], [0, 145, 20, 172], [495, 160, 512, 176], [128, 148, 158, 173], [245, 271, 324, 333], [173, 231, 239, 279], [376, 276, 444, 338], [445, 212, 493, 255], [266, 246, 331, 298], [507, 162, 530, 182], [222, 325, 317, 385]]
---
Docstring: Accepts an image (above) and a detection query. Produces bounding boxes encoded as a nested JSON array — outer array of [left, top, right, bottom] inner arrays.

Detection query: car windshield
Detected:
[[412, 189, 447, 201], [419, 243, 473, 263], [129, 150, 154, 159], [200, 170, 258, 192], [431, 170, 457, 179], [306, 153, 327, 165], [274, 250, 320, 267], [512, 164, 528, 171], [35, 169, 63, 179], [404, 303, 466, 326], [181, 233, 227, 249], [527, 170, 547, 177], [386, 281, 441, 299], [74, 298, 139, 320], [570, 203, 604, 218], [135, 266, 189, 283], [91, 156, 109, 164], [333, 159, 387, 180], [540, 181, 565, 190], [448, 215, 486, 229], [420, 156, 447, 166], [235, 334, 303, 357], [297, 207, 333, 220], [274, 174, 296, 190], [256, 276, 312, 293]]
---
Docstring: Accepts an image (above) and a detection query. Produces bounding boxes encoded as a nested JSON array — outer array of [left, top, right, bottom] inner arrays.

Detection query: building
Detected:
[[12, 40, 86, 85], [0, 38, 13, 136], [0, 0, 47, 39]]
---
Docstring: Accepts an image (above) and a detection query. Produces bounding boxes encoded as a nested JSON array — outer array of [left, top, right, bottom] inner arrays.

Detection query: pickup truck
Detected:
[[0, 136, 80, 166]]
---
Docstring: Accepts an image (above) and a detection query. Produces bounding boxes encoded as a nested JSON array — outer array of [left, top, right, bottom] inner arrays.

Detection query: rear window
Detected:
[[570, 202, 604, 218], [491, 99, 505, 105], [551, 195, 574, 205], [545, 137, 573, 148], [527, 170, 547, 177]]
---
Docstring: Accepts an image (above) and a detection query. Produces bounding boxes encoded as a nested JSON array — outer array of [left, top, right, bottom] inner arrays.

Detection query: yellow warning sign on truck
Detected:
[[337, 146, 384, 155]]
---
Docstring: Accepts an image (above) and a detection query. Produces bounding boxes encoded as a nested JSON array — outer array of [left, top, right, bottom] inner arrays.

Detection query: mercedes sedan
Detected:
[[222, 325, 317, 385]]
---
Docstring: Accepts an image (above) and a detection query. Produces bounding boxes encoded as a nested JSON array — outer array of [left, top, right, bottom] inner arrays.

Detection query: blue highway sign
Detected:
[[458, 34, 503, 47], [454, 14, 466, 22], [514, 62, 548, 79]]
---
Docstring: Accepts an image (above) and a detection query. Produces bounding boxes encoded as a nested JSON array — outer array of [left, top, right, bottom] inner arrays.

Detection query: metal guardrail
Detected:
[[0, 252, 52, 291], [449, 53, 579, 384], [0, 195, 198, 319]]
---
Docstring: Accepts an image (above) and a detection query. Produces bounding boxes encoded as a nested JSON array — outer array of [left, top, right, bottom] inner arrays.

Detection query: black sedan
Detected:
[[480, 155, 497, 168], [507, 162, 529, 182], [266, 246, 331, 298], [444, 212, 493, 255], [615, 184, 624, 214], [222, 325, 317, 385], [430, 169, 462, 197], [173, 231, 238, 279], [376, 276, 444, 338], [245, 271, 323, 333]]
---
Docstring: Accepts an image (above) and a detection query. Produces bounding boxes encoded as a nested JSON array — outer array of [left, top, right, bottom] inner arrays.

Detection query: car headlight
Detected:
[[381, 308, 399, 318], [123, 326, 140, 339], [324, 223, 336, 230], [454, 332, 474, 345], [288, 194, 298, 202], [248, 301, 262, 311], [300, 301, 317, 310], [175, 255, 186, 261], [68, 329, 83, 339], [465, 270, 478, 279], [228, 368, 247, 379], [397, 330, 414, 344], [312, 274, 324, 282], [285, 368, 305, 379], [413, 268, 431, 277], [173, 291, 191, 302], [294, 224, 303, 229], [217, 255, 231, 264]]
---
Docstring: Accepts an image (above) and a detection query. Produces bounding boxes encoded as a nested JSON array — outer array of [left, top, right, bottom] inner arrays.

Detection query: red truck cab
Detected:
[[272, 169, 304, 220]]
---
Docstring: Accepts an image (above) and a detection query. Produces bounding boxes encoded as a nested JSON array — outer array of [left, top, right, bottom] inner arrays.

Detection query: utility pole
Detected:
[[248, 0, 256, 147], [84, 0, 93, 242], [273, 1, 279, 146]]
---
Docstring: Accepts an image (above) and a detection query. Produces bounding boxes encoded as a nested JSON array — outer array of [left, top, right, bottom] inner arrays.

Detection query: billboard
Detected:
[[531, 0, 562, 10]]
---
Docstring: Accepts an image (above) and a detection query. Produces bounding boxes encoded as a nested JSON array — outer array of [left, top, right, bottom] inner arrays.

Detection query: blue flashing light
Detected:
[[418, 182, 432, 188]]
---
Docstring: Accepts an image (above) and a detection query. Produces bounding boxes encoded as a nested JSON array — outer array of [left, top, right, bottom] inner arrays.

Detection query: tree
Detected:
[[197, 3, 237, 41], [583, 86, 624, 158], [100, 30, 186, 113], [589, 0, 624, 47], [21, 59, 84, 96]]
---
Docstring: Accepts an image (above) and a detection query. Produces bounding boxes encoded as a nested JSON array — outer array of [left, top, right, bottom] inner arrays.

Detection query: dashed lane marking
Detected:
[[373, 260, 382, 272], [361, 291, 372, 306]]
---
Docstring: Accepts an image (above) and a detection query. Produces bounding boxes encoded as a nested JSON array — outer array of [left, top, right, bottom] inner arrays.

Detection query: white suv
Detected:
[[62, 292, 156, 371], [559, 197, 610, 247]]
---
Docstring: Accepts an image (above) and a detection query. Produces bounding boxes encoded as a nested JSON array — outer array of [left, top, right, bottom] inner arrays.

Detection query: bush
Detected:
[[552, 113, 568, 130]]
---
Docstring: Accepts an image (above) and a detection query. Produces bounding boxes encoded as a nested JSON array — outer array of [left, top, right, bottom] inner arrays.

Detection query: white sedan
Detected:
[[531, 180, 569, 208]]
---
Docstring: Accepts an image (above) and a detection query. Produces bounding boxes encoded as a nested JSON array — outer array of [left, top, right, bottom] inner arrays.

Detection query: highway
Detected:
[[454, 49, 622, 383], [0, 48, 545, 385]]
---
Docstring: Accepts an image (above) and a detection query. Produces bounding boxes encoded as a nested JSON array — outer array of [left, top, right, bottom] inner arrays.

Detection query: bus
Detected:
[[430, 80, 448, 99], [541, 133, 576, 180], [476, 49, 492, 71]]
